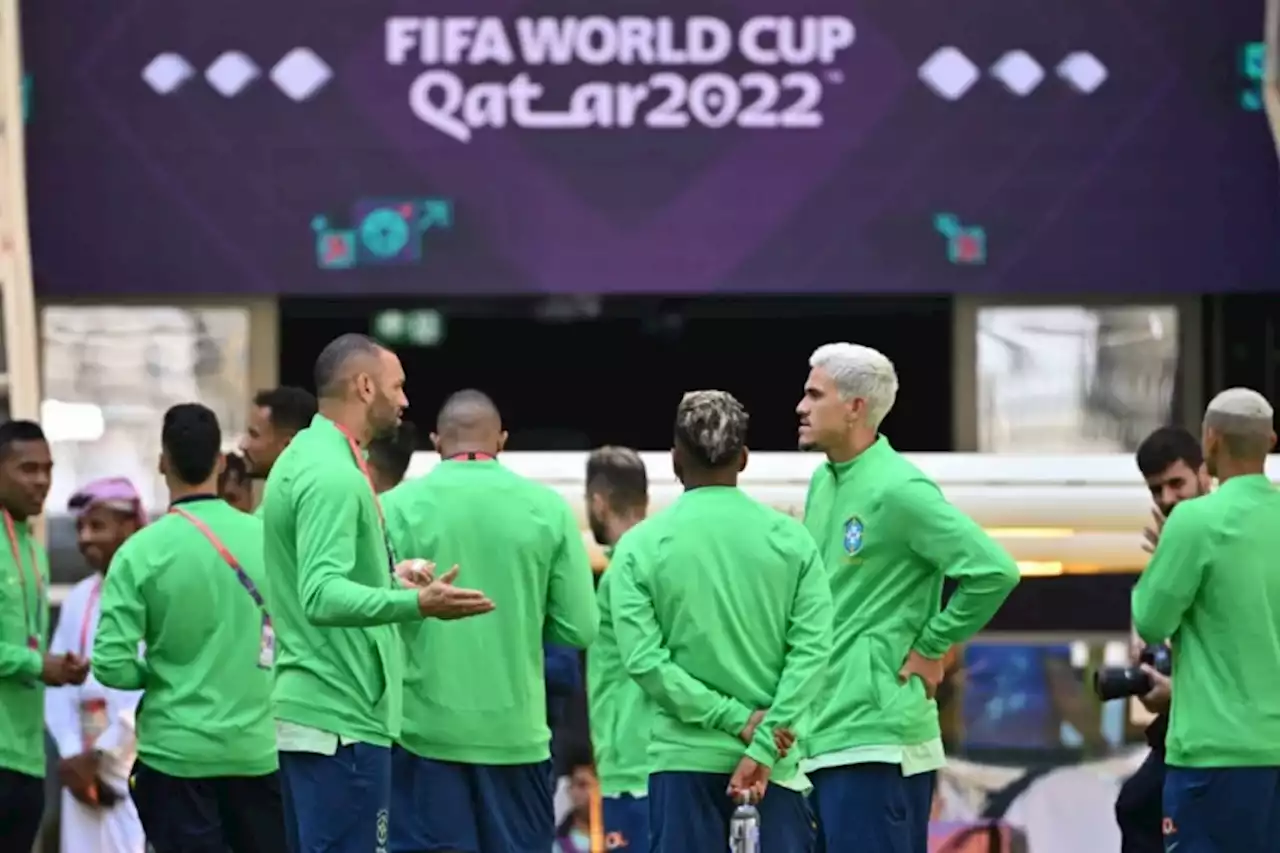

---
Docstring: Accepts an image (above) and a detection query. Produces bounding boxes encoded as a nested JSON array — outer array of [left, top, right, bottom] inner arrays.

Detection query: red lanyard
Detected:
[[4, 510, 43, 643], [448, 452, 493, 461], [335, 424, 398, 575], [79, 578, 102, 656], [336, 425, 386, 527], [169, 508, 268, 615]]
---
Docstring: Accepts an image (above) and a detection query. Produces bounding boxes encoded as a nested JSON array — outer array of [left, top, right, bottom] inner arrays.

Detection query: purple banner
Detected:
[[22, 0, 1280, 295]]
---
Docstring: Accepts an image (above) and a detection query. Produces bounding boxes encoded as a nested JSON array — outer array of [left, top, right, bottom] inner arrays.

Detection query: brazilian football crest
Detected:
[[843, 515, 864, 556]]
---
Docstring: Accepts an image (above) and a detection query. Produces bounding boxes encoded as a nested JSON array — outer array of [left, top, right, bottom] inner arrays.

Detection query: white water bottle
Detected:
[[729, 792, 761, 853]]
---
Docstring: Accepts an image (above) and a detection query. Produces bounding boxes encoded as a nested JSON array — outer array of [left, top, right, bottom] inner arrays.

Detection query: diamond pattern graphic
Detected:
[[919, 47, 979, 101], [142, 49, 331, 99], [205, 52, 259, 97], [141, 53, 193, 95], [271, 48, 332, 102], [1058, 52, 1109, 94], [919, 48, 1108, 99], [991, 50, 1044, 96]]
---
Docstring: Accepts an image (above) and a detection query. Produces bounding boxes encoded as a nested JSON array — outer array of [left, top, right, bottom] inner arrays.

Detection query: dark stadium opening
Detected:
[[278, 295, 955, 452]]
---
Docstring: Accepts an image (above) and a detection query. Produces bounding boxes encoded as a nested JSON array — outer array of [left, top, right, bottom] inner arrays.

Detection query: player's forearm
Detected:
[[300, 575, 421, 627], [916, 545, 1019, 657], [1131, 587, 1180, 644], [0, 641, 41, 681], [92, 645, 148, 691], [628, 658, 752, 736], [545, 602, 600, 648], [749, 566, 834, 765]]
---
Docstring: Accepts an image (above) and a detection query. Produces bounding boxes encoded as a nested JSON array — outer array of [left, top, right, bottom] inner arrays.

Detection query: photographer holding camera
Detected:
[[1132, 389, 1280, 852], [1110, 427, 1209, 852]]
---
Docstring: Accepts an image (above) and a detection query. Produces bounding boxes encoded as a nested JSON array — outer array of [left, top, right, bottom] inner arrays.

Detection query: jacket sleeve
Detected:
[[92, 549, 150, 692], [45, 585, 83, 757], [294, 470, 421, 627], [1132, 502, 1209, 644], [611, 545, 753, 738], [891, 479, 1021, 659], [544, 498, 599, 648], [748, 540, 834, 767]]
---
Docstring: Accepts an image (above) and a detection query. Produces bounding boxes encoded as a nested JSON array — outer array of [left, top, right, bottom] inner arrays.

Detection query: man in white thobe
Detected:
[[45, 478, 148, 853]]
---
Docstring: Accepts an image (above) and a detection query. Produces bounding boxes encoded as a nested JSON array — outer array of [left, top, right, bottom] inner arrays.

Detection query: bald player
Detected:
[[1133, 388, 1280, 853], [262, 336, 495, 853], [381, 389, 599, 853]]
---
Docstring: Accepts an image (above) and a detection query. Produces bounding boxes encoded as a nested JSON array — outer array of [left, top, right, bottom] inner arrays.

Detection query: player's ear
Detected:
[[214, 453, 227, 480], [430, 432, 442, 455], [496, 430, 508, 454], [738, 446, 749, 473], [157, 452, 168, 478]]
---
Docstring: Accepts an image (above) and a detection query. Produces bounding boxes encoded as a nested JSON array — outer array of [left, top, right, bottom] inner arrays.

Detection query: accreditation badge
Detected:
[[79, 697, 108, 751], [258, 616, 276, 670]]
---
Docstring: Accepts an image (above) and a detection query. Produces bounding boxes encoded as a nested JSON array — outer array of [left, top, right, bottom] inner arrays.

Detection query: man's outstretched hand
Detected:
[[416, 566, 495, 620]]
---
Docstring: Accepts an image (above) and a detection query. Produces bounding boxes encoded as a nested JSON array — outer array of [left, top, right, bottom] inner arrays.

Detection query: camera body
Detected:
[[1093, 644, 1172, 701]]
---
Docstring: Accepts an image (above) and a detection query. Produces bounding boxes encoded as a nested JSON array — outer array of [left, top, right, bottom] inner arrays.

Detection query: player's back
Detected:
[[104, 499, 276, 776], [383, 458, 598, 764], [617, 486, 821, 778]]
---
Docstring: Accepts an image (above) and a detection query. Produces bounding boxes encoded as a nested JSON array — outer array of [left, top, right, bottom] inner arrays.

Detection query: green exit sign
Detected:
[[372, 309, 445, 347]]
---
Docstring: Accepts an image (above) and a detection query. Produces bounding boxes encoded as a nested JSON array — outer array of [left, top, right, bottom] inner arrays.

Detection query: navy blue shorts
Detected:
[[1163, 766, 1280, 852], [388, 746, 554, 853], [648, 771, 814, 853], [601, 793, 649, 853], [810, 763, 934, 853], [279, 744, 391, 853]]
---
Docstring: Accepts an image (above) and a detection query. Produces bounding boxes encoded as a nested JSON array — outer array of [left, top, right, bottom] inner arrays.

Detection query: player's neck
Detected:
[[1215, 456, 1267, 483], [319, 400, 373, 446], [168, 477, 219, 505], [0, 496, 28, 523], [825, 429, 877, 464]]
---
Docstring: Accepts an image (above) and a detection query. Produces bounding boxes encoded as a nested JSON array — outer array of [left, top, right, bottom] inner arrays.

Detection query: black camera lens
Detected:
[[1092, 643, 1171, 701], [1093, 666, 1154, 701]]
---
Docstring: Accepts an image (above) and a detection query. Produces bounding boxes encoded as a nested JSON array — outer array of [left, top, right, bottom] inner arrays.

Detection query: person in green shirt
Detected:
[[262, 335, 494, 853], [1132, 387, 1280, 853], [612, 390, 834, 853], [93, 403, 286, 853], [584, 445, 651, 853], [240, 385, 318, 483], [239, 385, 317, 515], [796, 343, 1019, 853], [0, 419, 82, 852], [381, 389, 598, 853]]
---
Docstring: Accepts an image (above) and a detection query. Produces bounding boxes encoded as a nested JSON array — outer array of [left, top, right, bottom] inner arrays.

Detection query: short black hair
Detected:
[[586, 446, 648, 514], [367, 422, 417, 485], [313, 334, 384, 398], [252, 386, 317, 433], [219, 452, 248, 490], [162, 404, 222, 486], [1135, 426, 1203, 479], [0, 420, 46, 459]]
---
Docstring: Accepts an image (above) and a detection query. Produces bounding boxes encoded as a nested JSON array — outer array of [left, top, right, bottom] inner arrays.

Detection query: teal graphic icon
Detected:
[[1241, 42, 1264, 111], [933, 213, 986, 265], [312, 198, 454, 269]]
